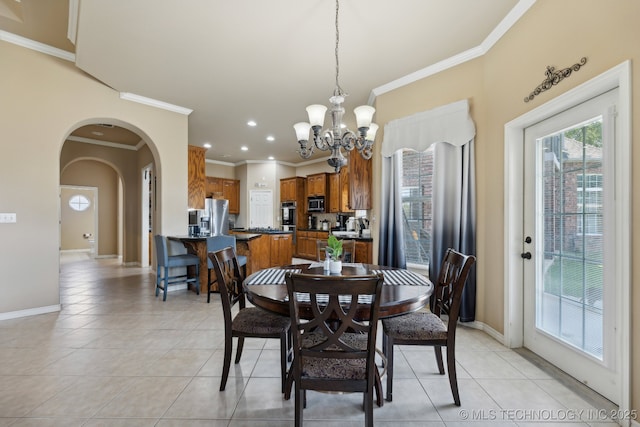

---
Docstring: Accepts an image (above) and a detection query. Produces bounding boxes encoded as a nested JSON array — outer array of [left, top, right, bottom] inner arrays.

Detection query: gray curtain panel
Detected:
[[380, 99, 477, 321], [430, 141, 477, 322], [378, 152, 406, 268]]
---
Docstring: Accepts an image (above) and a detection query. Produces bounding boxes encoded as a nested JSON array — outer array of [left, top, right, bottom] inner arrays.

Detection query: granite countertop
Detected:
[[231, 228, 293, 235], [169, 233, 263, 242], [232, 233, 263, 241], [296, 229, 373, 242]]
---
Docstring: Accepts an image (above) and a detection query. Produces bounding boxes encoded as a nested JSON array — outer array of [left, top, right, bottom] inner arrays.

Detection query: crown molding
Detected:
[[369, 0, 536, 102], [205, 158, 237, 167], [0, 30, 75, 61], [67, 0, 79, 45], [119, 92, 193, 115], [67, 135, 139, 151]]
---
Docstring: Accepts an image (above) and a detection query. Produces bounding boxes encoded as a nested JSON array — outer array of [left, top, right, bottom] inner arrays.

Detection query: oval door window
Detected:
[[69, 194, 91, 212]]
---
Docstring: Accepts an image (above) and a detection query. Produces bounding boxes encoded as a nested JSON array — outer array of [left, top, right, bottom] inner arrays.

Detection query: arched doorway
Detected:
[[60, 121, 159, 268]]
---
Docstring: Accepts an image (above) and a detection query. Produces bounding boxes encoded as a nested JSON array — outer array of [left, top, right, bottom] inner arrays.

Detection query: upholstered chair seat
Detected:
[[232, 307, 291, 335], [383, 311, 448, 341]]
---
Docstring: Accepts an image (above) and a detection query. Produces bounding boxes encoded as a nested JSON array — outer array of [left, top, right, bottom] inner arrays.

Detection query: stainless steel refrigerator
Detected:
[[202, 198, 229, 236]]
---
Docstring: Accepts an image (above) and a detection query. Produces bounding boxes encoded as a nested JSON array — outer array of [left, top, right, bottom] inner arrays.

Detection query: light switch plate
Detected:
[[0, 213, 17, 223]]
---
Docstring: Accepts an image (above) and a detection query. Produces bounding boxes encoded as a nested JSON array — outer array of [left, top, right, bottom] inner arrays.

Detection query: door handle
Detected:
[[521, 252, 532, 259]]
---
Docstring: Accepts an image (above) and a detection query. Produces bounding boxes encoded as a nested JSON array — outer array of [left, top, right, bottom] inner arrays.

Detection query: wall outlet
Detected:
[[0, 213, 17, 223]]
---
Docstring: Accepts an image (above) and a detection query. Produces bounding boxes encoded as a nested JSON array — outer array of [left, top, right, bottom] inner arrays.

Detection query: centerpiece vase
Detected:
[[329, 259, 342, 274]]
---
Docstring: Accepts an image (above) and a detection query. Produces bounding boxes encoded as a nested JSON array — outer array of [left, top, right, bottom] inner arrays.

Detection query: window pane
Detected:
[[69, 194, 91, 212], [401, 148, 433, 266], [537, 117, 604, 360]]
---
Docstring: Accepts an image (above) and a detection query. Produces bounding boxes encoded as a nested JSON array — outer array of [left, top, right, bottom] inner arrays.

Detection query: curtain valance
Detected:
[[381, 99, 476, 157]]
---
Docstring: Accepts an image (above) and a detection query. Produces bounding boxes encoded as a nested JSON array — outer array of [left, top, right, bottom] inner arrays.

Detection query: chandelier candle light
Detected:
[[293, 0, 378, 172]]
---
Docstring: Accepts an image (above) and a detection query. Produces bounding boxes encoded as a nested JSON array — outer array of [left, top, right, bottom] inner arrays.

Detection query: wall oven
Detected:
[[281, 201, 296, 226], [307, 196, 325, 213]]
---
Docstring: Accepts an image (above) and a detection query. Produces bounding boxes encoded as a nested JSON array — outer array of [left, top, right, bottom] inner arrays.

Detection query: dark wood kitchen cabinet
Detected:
[[348, 151, 372, 210]]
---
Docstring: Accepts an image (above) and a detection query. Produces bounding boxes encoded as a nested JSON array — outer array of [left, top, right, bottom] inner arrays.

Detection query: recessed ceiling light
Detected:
[[91, 131, 104, 136], [241, 146, 248, 151], [268, 156, 274, 160], [203, 143, 211, 149], [247, 120, 257, 127], [266, 136, 275, 142]]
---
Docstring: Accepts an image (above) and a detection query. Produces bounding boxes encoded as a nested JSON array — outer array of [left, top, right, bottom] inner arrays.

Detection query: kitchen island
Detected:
[[169, 231, 293, 294], [169, 234, 263, 293], [231, 229, 294, 273]]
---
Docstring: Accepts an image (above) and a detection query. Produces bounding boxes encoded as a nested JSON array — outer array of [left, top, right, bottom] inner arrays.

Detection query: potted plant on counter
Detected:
[[326, 235, 343, 274]]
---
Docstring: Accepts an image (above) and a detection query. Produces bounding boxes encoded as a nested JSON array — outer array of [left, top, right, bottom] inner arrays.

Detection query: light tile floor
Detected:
[[0, 254, 619, 426]]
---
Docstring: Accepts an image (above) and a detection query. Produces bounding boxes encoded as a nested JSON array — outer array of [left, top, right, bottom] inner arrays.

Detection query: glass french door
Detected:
[[523, 89, 619, 403]]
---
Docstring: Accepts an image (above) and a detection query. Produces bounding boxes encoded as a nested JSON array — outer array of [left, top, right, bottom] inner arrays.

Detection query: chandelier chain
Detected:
[[334, 0, 345, 97], [294, 0, 376, 172]]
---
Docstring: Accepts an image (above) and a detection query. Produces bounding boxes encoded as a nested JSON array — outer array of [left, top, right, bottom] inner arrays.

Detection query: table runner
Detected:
[[246, 267, 430, 304], [245, 268, 302, 285], [370, 269, 430, 286], [246, 267, 429, 287]]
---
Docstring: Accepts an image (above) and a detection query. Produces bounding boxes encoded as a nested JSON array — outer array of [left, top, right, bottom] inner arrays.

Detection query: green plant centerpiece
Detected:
[[326, 235, 343, 260]]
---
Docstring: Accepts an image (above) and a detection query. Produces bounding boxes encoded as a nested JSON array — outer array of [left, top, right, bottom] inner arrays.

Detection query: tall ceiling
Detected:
[[1, 0, 531, 165]]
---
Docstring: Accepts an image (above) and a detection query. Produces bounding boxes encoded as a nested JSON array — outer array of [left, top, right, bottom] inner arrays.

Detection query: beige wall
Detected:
[[205, 161, 236, 178], [61, 160, 119, 256], [373, 0, 639, 411], [0, 41, 189, 315]]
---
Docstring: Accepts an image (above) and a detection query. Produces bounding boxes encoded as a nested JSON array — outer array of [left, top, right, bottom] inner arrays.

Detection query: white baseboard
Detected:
[[0, 304, 61, 321], [95, 254, 118, 259], [122, 261, 141, 267], [461, 320, 506, 346]]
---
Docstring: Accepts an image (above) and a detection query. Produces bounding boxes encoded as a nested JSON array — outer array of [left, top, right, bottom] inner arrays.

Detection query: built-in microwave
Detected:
[[307, 196, 325, 213]]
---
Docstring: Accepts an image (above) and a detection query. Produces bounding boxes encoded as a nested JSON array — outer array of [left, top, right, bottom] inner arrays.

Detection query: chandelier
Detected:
[[293, 0, 378, 173]]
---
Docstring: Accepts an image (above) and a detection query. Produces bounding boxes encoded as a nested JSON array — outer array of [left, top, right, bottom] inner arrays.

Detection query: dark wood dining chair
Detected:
[[206, 235, 246, 303], [209, 247, 292, 392], [284, 272, 384, 427], [154, 235, 200, 301], [382, 248, 476, 405]]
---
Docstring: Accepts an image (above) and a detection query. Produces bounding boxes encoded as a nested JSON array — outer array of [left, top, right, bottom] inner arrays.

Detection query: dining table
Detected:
[[243, 262, 434, 407], [243, 262, 434, 321]]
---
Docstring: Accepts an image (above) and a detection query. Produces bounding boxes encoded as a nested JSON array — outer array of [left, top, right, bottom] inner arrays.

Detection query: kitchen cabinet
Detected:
[[222, 179, 240, 214], [270, 233, 293, 267], [328, 173, 340, 213], [296, 230, 329, 259], [306, 173, 327, 197], [206, 176, 239, 214], [280, 177, 304, 202], [327, 167, 352, 213], [188, 145, 206, 209], [296, 231, 309, 258], [339, 165, 352, 212], [354, 240, 373, 264], [348, 151, 372, 210], [280, 176, 306, 227], [206, 176, 223, 198]]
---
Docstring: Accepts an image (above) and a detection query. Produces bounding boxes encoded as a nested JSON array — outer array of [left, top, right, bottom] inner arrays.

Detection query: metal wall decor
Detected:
[[524, 57, 587, 102]]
